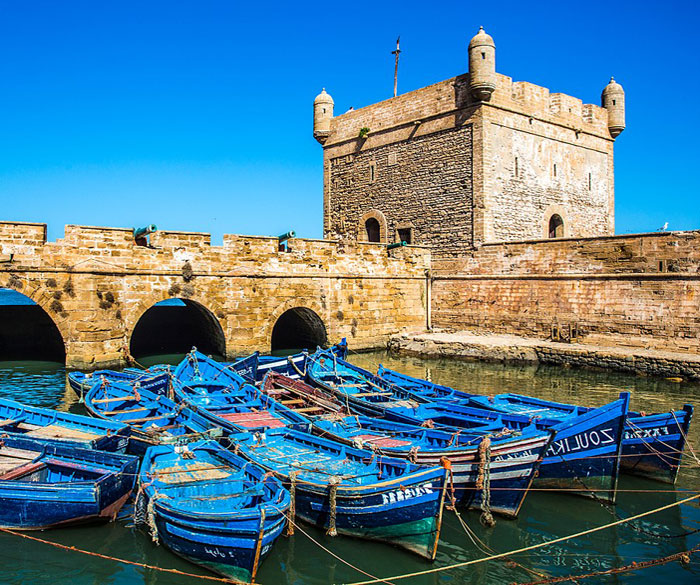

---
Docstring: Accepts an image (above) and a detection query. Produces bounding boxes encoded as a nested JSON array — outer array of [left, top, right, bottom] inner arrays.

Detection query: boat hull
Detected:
[[621, 405, 694, 483]]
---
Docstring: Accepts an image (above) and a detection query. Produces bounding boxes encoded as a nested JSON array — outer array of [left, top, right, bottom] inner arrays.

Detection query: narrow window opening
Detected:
[[397, 227, 413, 245], [612, 99, 616, 106], [548, 214, 564, 239], [369, 163, 376, 183], [481, 52, 485, 60], [322, 108, 326, 114], [514, 157, 519, 178], [365, 218, 381, 242], [553, 164, 557, 178], [588, 173, 592, 190]]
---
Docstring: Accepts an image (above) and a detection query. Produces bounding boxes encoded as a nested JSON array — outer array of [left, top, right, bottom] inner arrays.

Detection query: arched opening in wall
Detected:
[[548, 214, 565, 239], [0, 288, 65, 362], [365, 218, 381, 242], [130, 298, 225, 360], [271, 307, 327, 353]]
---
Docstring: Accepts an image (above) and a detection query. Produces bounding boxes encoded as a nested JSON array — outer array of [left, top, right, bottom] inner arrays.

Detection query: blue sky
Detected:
[[0, 1, 697, 242]]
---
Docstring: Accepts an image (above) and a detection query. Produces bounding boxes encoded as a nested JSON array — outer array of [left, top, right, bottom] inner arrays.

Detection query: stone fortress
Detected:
[[0, 27, 698, 376], [314, 27, 624, 254]]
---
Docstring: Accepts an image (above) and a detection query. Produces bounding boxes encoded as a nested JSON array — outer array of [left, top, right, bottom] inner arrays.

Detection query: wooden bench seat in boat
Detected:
[[218, 411, 286, 429]]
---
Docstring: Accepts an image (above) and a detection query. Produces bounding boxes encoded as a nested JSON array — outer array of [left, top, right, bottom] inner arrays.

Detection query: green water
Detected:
[[0, 353, 699, 585]]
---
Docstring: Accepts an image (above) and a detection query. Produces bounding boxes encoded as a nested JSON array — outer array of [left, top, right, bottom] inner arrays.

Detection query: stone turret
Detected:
[[468, 26, 496, 101], [602, 77, 625, 138], [313, 88, 334, 144]]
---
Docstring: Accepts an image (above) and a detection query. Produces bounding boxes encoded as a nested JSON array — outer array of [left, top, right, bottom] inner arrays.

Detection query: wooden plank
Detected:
[[103, 406, 149, 416], [353, 392, 391, 397], [0, 447, 41, 461], [0, 461, 45, 481], [294, 407, 324, 413], [280, 399, 304, 405], [92, 395, 137, 405]]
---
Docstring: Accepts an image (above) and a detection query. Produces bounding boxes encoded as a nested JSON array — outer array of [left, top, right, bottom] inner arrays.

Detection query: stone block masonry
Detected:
[[0, 221, 429, 370], [431, 231, 700, 353], [319, 71, 615, 256]]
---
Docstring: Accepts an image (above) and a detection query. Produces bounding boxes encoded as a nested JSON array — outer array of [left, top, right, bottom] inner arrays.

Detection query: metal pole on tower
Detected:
[[392, 36, 401, 97]]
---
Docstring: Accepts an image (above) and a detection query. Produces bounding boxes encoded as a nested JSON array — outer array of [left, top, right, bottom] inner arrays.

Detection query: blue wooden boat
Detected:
[[172, 350, 312, 433], [84, 374, 220, 455], [229, 338, 348, 382], [68, 365, 171, 398], [313, 415, 551, 519], [306, 350, 630, 504], [137, 440, 290, 582], [230, 427, 448, 560], [0, 434, 138, 529], [378, 366, 694, 485], [0, 398, 130, 453], [258, 371, 550, 518]]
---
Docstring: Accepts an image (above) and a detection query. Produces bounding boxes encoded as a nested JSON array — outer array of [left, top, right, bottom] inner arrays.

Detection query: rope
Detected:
[[343, 492, 700, 585], [328, 476, 340, 537], [146, 496, 159, 544], [515, 543, 700, 585], [286, 470, 297, 536], [288, 356, 307, 378], [0, 525, 246, 584], [476, 436, 495, 528], [272, 506, 396, 585]]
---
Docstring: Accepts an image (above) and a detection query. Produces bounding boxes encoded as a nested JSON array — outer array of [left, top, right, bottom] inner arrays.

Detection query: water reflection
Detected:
[[0, 353, 697, 585]]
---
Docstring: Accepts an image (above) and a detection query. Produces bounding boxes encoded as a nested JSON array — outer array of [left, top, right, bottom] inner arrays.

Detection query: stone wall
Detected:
[[431, 231, 700, 352], [0, 221, 429, 369], [325, 125, 474, 255], [320, 72, 615, 255]]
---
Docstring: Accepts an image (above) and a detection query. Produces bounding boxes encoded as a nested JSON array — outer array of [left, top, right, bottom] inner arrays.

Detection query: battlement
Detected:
[[0, 221, 48, 250], [325, 73, 610, 148], [0, 221, 430, 277]]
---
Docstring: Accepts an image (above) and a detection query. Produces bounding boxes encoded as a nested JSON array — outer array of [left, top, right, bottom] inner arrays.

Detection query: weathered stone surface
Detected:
[[319, 72, 615, 255], [390, 331, 700, 380], [0, 221, 429, 370]]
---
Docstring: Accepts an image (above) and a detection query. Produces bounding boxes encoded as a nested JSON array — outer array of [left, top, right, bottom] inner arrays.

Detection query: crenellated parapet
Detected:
[[0, 220, 430, 369]]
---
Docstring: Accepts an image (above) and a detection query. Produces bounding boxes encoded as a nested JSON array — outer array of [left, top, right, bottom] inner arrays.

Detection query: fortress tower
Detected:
[[313, 28, 625, 256]]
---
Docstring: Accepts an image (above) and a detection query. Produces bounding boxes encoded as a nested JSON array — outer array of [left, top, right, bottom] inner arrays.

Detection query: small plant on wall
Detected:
[[358, 127, 370, 139]]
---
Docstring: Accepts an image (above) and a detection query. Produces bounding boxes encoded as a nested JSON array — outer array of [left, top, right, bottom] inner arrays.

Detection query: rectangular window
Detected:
[[387, 152, 398, 166], [369, 161, 376, 183], [397, 227, 413, 245], [588, 172, 592, 190], [514, 157, 519, 178], [553, 163, 557, 178]]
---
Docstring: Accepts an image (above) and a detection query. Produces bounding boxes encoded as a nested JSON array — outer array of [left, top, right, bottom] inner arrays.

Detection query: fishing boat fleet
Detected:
[[0, 339, 694, 583]]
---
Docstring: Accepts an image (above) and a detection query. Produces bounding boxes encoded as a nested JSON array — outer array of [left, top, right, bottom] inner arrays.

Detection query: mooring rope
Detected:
[[343, 492, 700, 585], [514, 543, 700, 585], [0, 525, 246, 584]]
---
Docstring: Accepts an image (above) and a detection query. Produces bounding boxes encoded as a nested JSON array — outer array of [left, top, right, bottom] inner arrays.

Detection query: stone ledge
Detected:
[[388, 331, 700, 381]]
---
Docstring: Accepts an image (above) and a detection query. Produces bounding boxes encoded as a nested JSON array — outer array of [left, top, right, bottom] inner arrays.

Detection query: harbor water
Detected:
[[0, 352, 698, 584]]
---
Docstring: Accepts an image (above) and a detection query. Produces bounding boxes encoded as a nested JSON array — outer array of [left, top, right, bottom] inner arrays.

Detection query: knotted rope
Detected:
[[476, 436, 495, 528], [286, 471, 297, 536], [327, 476, 340, 537]]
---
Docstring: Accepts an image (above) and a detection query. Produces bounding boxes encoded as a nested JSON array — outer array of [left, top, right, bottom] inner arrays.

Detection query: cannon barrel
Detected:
[[278, 230, 296, 242], [133, 224, 158, 239], [387, 241, 407, 250]]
